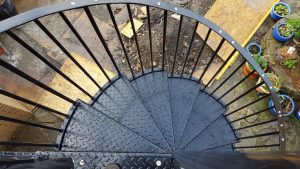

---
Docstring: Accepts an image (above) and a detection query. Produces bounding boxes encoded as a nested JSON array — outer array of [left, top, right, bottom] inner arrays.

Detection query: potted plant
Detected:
[[246, 42, 262, 56], [273, 23, 294, 42], [0, 0, 17, 21], [287, 14, 300, 44], [243, 54, 268, 79], [269, 94, 298, 117], [276, 46, 299, 69], [270, 2, 291, 21], [256, 72, 282, 94]]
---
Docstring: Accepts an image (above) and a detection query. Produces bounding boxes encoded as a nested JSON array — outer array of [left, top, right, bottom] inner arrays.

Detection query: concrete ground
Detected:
[[0, 0, 299, 152]]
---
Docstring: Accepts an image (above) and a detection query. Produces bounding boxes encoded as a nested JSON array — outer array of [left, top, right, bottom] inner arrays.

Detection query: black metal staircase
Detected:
[[0, 0, 289, 168]]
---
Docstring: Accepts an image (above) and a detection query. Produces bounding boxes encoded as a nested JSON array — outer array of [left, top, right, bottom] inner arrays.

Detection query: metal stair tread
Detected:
[[181, 115, 236, 151], [179, 91, 226, 149], [0, 151, 172, 169], [168, 77, 201, 149], [92, 76, 171, 151], [60, 101, 164, 153], [131, 71, 175, 149]]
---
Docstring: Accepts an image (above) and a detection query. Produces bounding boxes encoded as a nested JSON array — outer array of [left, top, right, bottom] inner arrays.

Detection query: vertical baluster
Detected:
[[210, 60, 246, 95], [226, 81, 264, 107], [0, 89, 68, 117], [181, 21, 199, 77], [199, 38, 225, 82], [84, 7, 121, 76], [147, 6, 154, 71], [34, 20, 102, 90], [203, 49, 237, 90], [0, 59, 75, 104], [217, 69, 255, 101], [190, 28, 212, 78], [59, 12, 111, 82], [0, 115, 63, 132], [171, 15, 183, 76], [106, 4, 134, 78], [126, 4, 144, 74], [6, 30, 93, 99], [225, 94, 270, 116], [162, 10, 168, 70]]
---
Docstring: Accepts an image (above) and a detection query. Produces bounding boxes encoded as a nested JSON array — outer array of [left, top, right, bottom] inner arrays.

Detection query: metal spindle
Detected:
[[126, 4, 144, 74], [203, 49, 237, 89], [210, 60, 246, 95], [190, 28, 212, 78], [83, 7, 121, 76], [234, 119, 277, 131], [0, 59, 75, 104], [59, 12, 111, 82], [226, 94, 270, 116], [239, 131, 279, 140], [199, 38, 225, 82], [171, 15, 183, 76], [0, 141, 58, 147], [181, 21, 199, 77], [0, 115, 63, 132], [34, 20, 102, 90], [230, 106, 274, 123], [218, 69, 256, 101], [162, 10, 168, 70], [106, 4, 134, 77], [6, 30, 93, 99], [226, 81, 265, 107], [146, 6, 154, 71], [233, 144, 280, 149], [0, 89, 68, 117]]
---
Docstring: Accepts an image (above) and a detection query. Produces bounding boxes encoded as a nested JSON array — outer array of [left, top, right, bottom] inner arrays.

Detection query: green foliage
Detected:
[[249, 54, 268, 70], [283, 59, 298, 69], [287, 16, 300, 39], [274, 4, 289, 16], [278, 24, 293, 37]]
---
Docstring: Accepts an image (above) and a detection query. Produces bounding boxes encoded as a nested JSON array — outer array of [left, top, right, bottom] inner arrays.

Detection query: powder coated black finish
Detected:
[[93, 76, 171, 151], [131, 71, 175, 150]]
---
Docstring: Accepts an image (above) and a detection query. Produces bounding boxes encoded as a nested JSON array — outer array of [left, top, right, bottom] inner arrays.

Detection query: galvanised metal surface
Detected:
[[168, 77, 200, 149], [181, 116, 236, 151], [0, 152, 173, 169], [93, 76, 171, 151], [178, 91, 226, 149], [131, 71, 174, 150], [60, 101, 164, 153]]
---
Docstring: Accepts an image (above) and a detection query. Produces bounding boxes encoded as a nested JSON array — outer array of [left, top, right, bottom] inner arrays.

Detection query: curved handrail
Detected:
[[0, 0, 285, 150]]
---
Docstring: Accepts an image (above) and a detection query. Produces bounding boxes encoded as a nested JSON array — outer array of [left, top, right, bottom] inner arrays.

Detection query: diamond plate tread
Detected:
[[0, 152, 172, 169], [93, 76, 170, 151], [61, 102, 164, 153], [130, 71, 174, 150], [179, 91, 226, 149], [181, 115, 236, 151], [168, 78, 201, 149]]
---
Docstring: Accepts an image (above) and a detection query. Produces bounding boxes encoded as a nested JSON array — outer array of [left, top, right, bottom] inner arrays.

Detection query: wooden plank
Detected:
[[37, 52, 115, 115], [196, 0, 279, 80]]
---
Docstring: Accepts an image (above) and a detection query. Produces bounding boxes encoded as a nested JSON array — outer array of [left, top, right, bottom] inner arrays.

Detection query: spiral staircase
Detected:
[[0, 0, 295, 168]]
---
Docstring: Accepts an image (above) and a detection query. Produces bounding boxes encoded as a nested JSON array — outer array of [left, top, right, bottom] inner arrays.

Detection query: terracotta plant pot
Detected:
[[243, 62, 266, 79], [256, 77, 269, 94]]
